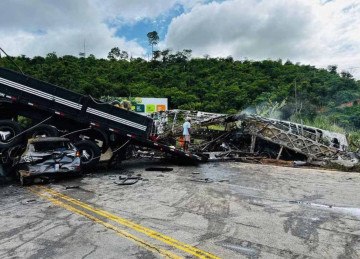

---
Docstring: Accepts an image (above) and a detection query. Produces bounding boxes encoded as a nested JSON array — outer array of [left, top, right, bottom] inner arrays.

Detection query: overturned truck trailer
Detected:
[[0, 67, 202, 178], [153, 110, 359, 169]]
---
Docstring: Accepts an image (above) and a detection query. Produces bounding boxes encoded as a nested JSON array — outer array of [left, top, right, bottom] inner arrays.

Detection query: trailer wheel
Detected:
[[0, 120, 22, 148], [28, 124, 59, 138], [74, 140, 101, 169], [87, 128, 109, 153]]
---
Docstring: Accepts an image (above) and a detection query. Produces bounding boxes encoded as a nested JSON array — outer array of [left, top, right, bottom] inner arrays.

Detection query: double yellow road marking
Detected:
[[29, 186, 220, 259], [29, 187, 179, 258]]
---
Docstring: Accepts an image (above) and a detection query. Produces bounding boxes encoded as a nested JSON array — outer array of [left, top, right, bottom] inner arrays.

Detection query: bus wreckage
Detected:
[[150, 109, 359, 170]]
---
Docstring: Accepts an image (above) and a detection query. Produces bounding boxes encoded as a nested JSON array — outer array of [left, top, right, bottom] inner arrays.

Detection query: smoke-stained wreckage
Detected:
[[149, 109, 359, 170]]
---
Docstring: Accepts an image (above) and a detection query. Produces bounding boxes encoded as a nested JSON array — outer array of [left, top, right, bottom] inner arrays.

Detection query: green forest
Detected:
[[1, 49, 360, 136]]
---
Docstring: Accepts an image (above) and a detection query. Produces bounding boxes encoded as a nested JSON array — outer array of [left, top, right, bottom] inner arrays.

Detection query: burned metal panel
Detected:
[[150, 110, 358, 168], [241, 115, 339, 160]]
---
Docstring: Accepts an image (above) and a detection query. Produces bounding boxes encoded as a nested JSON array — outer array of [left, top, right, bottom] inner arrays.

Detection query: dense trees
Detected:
[[0, 49, 359, 130], [107, 47, 129, 61]]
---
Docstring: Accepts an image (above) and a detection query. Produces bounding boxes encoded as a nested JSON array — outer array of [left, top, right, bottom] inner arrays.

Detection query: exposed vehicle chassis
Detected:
[[149, 110, 359, 170]]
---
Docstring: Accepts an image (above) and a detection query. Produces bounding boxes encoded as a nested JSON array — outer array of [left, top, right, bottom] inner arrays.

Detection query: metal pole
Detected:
[[277, 146, 284, 160]]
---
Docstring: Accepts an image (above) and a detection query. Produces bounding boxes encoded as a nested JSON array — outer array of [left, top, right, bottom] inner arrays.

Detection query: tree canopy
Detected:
[[1, 49, 359, 130], [147, 31, 159, 59]]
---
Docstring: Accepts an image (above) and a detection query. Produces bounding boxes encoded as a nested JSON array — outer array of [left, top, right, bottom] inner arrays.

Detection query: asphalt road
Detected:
[[1, 160, 360, 258]]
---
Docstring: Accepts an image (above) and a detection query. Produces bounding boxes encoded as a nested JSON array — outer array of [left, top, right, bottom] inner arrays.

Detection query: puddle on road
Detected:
[[290, 200, 360, 218], [198, 163, 360, 219], [309, 203, 360, 218], [199, 163, 230, 180]]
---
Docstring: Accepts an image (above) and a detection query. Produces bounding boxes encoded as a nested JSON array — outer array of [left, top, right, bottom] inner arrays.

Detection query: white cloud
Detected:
[[0, 0, 208, 58], [311, 0, 360, 73], [1, 0, 359, 78], [95, 0, 179, 22], [165, 0, 360, 78], [0, 0, 146, 58], [94, 0, 206, 23]]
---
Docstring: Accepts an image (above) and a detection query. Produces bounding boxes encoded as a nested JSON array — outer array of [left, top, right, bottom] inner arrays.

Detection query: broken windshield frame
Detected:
[[32, 141, 74, 153]]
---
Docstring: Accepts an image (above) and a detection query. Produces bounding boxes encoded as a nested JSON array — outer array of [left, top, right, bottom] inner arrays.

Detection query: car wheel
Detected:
[[0, 120, 22, 148], [74, 140, 101, 169]]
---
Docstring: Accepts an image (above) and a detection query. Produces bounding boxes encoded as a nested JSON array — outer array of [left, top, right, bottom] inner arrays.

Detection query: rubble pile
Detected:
[[151, 110, 360, 171]]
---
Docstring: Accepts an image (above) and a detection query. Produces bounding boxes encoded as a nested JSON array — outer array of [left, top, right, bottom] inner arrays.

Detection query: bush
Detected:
[[348, 132, 360, 151]]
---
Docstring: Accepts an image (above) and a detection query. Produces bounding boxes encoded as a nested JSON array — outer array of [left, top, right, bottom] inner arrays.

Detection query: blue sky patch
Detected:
[[114, 4, 185, 53]]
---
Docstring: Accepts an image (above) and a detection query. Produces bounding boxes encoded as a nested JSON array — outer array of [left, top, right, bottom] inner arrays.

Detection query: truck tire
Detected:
[[0, 120, 22, 148], [74, 140, 101, 170], [27, 124, 59, 138], [81, 128, 109, 153]]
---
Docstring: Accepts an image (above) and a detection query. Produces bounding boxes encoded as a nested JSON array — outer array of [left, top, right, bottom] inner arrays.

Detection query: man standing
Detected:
[[183, 118, 191, 151]]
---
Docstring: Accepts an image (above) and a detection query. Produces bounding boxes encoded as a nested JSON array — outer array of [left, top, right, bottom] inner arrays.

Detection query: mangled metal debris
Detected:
[[16, 137, 81, 185], [149, 109, 359, 170], [114, 175, 142, 185], [145, 167, 173, 172]]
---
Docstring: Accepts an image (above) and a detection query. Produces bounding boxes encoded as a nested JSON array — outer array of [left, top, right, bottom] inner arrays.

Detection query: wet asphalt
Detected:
[[1, 160, 360, 258]]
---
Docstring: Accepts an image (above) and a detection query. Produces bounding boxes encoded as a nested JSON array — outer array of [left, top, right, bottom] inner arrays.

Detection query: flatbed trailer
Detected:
[[0, 67, 202, 170]]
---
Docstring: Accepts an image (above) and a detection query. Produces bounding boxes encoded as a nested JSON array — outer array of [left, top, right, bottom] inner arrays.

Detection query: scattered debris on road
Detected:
[[145, 167, 173, 172], [188, 178, 214, 183], [114, 174, 143, 185], [65, 185, 80, 189], [150, 109, 360, 171]]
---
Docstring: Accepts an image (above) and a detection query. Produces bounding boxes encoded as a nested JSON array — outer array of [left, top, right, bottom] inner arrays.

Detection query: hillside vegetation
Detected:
[[1, 50, 359, 133]]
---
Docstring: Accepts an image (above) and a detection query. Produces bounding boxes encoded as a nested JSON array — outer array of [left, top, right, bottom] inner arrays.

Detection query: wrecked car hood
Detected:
[[19, 150, 80, 175]]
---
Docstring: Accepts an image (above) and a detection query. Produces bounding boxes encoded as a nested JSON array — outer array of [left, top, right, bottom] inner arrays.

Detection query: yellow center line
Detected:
[[36, 186, 220, 259], [29, 187, 182, 259]]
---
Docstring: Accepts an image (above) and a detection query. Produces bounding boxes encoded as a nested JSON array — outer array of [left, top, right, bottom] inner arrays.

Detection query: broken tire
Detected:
[[0, 120, 22, 148], [27, 124, 59, 138], [74, 140, 101, 169]]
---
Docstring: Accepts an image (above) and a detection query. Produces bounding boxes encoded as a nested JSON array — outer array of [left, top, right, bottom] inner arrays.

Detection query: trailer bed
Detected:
[[0, 68, 202, 162]]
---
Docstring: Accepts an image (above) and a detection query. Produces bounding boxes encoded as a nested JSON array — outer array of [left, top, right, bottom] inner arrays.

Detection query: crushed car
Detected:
[[16, 137, 81, 185]]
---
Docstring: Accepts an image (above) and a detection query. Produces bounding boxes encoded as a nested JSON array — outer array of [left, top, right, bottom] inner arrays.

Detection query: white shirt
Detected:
[[183, 121, 191, 135]]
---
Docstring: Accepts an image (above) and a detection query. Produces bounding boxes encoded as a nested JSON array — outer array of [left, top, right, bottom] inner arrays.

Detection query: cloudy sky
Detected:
[[0, 0, 359, 77]]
